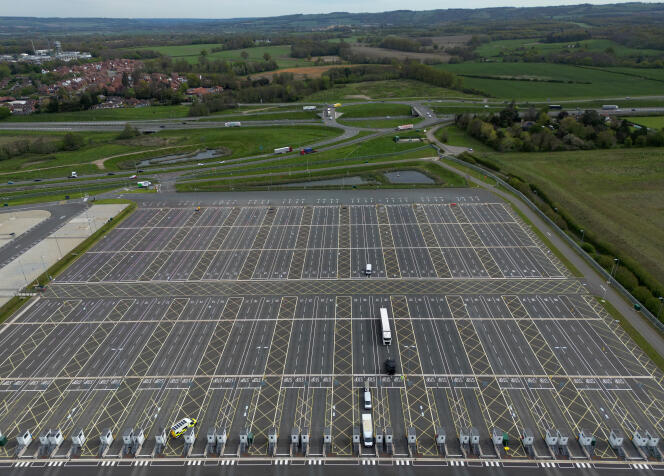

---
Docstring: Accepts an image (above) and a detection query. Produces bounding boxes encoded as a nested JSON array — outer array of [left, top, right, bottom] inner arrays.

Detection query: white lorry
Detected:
[[69, 171, 78, 178], [224, 121, 241, 127], [380, 307, 391, 345], [361, 414, 374, 447], [274, 146, 292, 154], [302, 105, 317, 111]]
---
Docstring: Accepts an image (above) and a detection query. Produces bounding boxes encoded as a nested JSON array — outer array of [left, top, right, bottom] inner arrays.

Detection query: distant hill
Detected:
[[1, 3, 664, 35]]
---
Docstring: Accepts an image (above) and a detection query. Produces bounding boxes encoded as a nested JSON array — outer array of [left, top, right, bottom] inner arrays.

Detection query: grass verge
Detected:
[[176, 160, 466, 191], [596, 296, 664, 372]]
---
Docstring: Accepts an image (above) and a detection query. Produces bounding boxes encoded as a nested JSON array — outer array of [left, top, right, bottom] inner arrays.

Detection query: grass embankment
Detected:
[[0, 199, 136, 325], [597, 297, 664, 372], [0, 181, 131, 206], [337, 118, 425, 129], [0, 126, 342, 181], [434, 63, 664, 100], [177, 160, 465, 192], [626, 116, 664, 129], [180, 134, 435, 182], [337, 103, 414, 118], [303, 79, 478, 102]]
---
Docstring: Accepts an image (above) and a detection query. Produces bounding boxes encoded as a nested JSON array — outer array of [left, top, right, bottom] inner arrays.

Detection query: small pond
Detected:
[[384, 170, 434, 184]]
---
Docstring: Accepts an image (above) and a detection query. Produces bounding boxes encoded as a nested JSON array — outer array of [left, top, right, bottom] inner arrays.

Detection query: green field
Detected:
[[435, 125, 494, 152], [476, 38, 664, 59], [435, 63, 664, 100], [337, 103, 413, 118], [139, 44, 306, 68], [626, 116, 664, 129], [485, 148, 664, 285], [303, 80, 476, 101]]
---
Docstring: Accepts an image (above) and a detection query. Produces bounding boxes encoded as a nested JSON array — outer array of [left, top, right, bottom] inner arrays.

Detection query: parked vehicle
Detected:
[[361, 414, 374, 447], [380, 307, 391, 345], [170, 418, 197, 438]]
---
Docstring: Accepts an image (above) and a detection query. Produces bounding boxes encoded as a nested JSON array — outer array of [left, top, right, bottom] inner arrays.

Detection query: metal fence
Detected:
[[438, 151, 664, 333]]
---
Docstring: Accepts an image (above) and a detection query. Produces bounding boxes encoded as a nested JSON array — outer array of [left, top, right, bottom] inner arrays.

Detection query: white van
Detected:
[[363, 390, 372, 410], [365, 263, 372, 276]]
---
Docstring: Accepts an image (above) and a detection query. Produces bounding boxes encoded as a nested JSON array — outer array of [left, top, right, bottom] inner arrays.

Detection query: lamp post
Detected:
[[658, 297, 664, 320], [611, 258, 619, 278], [580, 229, 584, 243]]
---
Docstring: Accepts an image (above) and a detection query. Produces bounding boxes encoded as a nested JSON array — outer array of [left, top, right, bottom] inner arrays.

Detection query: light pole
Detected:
[[658, 297, 664, 320], [611, 258, 619, 278], [580, 229, 584, 243]]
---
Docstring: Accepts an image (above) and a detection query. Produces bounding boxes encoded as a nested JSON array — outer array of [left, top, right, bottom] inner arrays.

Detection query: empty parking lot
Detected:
[[0, 190, 663, 470]]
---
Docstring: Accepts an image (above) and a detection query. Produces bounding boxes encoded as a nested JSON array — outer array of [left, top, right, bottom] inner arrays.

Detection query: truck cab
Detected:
[[365, 263, 372, 276]]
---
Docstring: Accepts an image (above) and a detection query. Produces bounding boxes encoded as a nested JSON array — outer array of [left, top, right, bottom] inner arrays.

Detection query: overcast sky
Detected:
[[4, 0, 654, 19]]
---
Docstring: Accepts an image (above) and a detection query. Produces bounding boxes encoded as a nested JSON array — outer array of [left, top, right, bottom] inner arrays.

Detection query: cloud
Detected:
[[4, 0, 660, 18]]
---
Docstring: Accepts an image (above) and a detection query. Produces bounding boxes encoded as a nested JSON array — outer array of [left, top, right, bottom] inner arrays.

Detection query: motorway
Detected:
[[0, 189, 663, 476]]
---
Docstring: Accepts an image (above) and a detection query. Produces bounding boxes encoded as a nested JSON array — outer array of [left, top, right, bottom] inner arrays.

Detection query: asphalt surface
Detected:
[[0, 189, 663, 476], [0, 202, 86, 269]]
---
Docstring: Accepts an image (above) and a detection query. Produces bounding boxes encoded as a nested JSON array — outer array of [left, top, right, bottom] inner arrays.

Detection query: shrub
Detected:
[[117, 123, 140, 140], [615, 266, 639, 291], [632, 286, 653, 304], [645, 296, 664, 318], [581, 242, 595, 254], [62, 133, 84, 151], [595, 254, 615, 271]]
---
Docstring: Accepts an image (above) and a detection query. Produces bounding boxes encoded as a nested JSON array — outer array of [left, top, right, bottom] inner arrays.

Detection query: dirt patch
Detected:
[[252, 64, 356, 81], [117, 136, 172, 147], [430, 35, 472, 48], [92, 145, 190, 170], [350, 46, 450, 63]]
